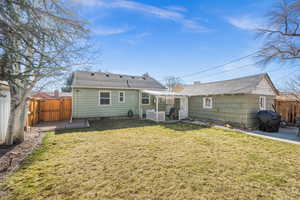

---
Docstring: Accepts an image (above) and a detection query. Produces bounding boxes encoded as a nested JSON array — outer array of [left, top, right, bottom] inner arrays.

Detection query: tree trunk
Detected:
[[12, 99, 26, 142], [5, 87, 19, 145], [14, 94, 29, 142], [4, 85, 30, 145]]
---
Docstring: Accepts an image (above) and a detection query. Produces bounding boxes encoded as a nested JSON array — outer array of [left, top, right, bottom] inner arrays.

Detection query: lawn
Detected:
[[1, 120, 300, 200]]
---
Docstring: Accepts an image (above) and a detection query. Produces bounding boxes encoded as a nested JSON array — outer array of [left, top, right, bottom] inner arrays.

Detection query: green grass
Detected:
[[1, 120, 300, 200]]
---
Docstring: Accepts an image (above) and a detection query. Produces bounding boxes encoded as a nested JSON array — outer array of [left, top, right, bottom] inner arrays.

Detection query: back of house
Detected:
[[178, 73, 278, 128], [71, 71, 166, 119], [72, 71, 278, 129]]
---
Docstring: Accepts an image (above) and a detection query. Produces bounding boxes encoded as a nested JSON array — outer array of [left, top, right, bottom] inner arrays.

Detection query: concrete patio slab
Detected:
[[183, 120, 300, 145], [251, 127, 300, 144], [34, 119, 89, 132]]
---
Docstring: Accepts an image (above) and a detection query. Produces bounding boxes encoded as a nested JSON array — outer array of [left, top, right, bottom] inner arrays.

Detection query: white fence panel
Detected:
[[0, 90, 10, 142], [146, 110, 165, 122]]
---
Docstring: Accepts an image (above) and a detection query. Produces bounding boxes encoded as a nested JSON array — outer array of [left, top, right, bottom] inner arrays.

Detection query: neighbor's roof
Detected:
[[0, 81, 8, 86], [0, 81, 9, 90], [179, 73, 278, 96], [72, 71, 166, 90], [276, 92, 300, 101], [30, 92, 72, 99]]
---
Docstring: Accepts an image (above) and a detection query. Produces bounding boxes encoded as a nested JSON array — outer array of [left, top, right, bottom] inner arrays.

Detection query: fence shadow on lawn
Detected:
[[55, 119, 208, 135]]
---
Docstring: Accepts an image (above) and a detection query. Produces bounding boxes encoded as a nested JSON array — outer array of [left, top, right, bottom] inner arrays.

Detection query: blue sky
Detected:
[[71, 0, 296, 90]]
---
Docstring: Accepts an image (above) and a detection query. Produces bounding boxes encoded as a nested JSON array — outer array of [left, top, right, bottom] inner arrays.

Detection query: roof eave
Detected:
[[264, 74, 279, 95], [71, 85, 166, 90]]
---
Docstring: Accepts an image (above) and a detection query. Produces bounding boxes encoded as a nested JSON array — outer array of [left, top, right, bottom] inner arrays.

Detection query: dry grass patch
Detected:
[[1, 120, 300, 200]]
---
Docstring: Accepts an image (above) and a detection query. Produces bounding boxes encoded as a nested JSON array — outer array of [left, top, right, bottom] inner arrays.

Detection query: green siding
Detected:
[[244, 95, 275, 128], [188, 94, 275, 128], [72, 88, 275, 128], [73, 88, 139, 118]]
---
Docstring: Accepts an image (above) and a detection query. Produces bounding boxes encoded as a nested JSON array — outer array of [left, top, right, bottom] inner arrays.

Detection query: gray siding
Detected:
[[188, 94, 275, 128], [72, 88, 139, 118]]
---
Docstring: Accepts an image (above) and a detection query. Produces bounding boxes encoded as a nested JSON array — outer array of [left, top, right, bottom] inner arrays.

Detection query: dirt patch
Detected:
[[0, 128, 45, 185]]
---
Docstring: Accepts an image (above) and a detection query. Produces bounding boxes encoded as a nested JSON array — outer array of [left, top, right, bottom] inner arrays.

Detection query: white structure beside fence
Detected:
[[146, 109, 165, 122], [0, 81, 10, 144]]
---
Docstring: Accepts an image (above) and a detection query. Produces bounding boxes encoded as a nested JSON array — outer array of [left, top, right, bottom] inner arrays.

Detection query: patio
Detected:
[[185, 120, 300, 145], [140, 90, 188, 122], [32, 119, 90, 132], [251, 127, 300, 145]]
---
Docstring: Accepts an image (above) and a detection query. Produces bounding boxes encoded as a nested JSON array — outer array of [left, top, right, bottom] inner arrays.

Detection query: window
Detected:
[[259, 96, 266, 110], [99, 91, 111, 105], [141, 93, 150, 105], [203, 97, 213, 109], [119, 91, 125, 103]]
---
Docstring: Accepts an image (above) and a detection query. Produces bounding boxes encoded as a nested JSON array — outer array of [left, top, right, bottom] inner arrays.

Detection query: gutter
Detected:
[[71, 86, 166, 90]]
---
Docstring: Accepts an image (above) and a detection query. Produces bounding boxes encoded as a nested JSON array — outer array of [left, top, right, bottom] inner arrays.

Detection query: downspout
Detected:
[[138, 90, 141, 119], [70, 71, 77, 123], [186, 96, 189, 119], [70, 88, 73, 123], [156, 96, 159, 122]]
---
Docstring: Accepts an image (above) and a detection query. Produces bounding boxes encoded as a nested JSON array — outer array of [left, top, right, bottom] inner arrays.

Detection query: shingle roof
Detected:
[[179, 73, 278, 96], [72, 71, 166, 90]]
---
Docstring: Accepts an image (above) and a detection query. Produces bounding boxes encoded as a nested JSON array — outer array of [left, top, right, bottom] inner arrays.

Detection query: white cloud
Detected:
[[135, 32, 151, 39], [165, 5, 187, 13], [93, 25, 131, 35], [72, 0, 209, 32], [227, 15, 264, 30], [121, 32, 152, 45]]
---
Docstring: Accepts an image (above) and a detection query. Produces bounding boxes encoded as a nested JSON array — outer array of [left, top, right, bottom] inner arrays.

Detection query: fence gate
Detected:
[[28, 98, 72, 126]]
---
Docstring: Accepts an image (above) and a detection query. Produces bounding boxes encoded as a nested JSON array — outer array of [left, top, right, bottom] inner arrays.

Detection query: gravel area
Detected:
[[0, 129, 44, 184]]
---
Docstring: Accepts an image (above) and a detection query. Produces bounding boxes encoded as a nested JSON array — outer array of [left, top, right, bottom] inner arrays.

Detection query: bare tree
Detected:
[[164, 76, 182, 91], [285, 74, 300, 99], [257, 0, 300, 66], [0, 0, 93, 145], [61, 73, 74, 92]]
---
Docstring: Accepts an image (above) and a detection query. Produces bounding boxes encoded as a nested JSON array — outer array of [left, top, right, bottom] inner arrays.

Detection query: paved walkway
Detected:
[[184, 120, 300, 145], [250, 127, 300, 145], [33, 119, 90, 132]]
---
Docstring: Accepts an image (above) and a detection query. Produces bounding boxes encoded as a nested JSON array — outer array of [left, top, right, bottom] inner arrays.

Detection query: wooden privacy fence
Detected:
[[27, 98, 72, 126], [275, 100, 300, 124]]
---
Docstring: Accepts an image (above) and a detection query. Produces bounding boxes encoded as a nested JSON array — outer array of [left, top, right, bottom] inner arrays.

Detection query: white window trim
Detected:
[[203, 97, 213, 109], [98, 90, 112, 106], [118, 91, 125, 104], [141, 93, 150, 105], [259, 96, 266, 110]]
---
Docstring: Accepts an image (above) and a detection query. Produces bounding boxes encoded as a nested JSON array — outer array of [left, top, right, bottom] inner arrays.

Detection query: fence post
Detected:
[[60, 99, 63, 121]]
